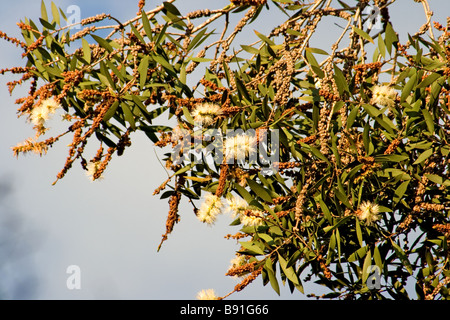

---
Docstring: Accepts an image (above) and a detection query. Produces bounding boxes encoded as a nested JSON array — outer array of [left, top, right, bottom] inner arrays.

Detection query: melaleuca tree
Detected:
[[1, 0, 450, 300]]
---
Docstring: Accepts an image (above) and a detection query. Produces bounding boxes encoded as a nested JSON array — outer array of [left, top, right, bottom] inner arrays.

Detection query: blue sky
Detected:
[[0, 0, 448, 300]]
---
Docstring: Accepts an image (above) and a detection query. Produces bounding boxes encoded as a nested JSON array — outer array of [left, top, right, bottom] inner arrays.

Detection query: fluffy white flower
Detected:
[[41, 97, 61, 114], [226, 195, 249, 218], [191, 103, 222, 126], [371, 85, 397, 108], [197, 193, 223, 225], [241, 210, 264, 227], [224, 134, 257, 162], [29, 97, 61, 127], [196, 289, 219, 300], [30, 105, 50, 126], [358, 201, 380, 226]]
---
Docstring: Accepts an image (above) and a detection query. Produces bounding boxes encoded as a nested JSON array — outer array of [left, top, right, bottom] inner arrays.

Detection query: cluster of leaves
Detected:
[[2, 0, 450, 299]]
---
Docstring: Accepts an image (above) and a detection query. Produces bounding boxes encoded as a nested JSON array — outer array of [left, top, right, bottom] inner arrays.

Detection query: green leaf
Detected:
[[352, 26, 374, 43], [241, 44, 260, 55], [163, 1, 181, 16], [188, 28, 212, 52], [99, 61, 116, 89], [234, 74, 252, 103], [401, 72, 417, 102], [362, 249, 372, 284], [155, 23, 169, 46], [374, 246, 382, 270], [304, 50, 324, 78], [278, 254, 300, 285], [264, 259, 280, 295], [41, 0, 48, 22], [247, 179, 273, 203], [425, 174, 443, 185], [363, 103, 383, 117], [81, 38, 91, 64], [182, 106, 194, 125], [355, 218, 363, 247], [417, 72, 441, 88], [257, 233, 274, 244], [421, 108, 434, 134], [240, 240, 265, 255], [413, 148, 434, 165], [130, 22, 146, 44], [121, 102, 136, 130], [305, 47, 329, 55], [254, 30, 275, 46], [385, 23, 398, 55], [51, 2, 60, 26], [233, 183, 254, 205], [174, 162, 195, 176], [324, 216, 351, 234], [153, 54, 177, 77], [428, 76, 445, 108], [141, 10, 153, 41], [391, 240, 413, 275], [348, 246, 368, 262], [103, 100, 120, 122], [333, 64, 349, 95], [374, 154, 408, 162], [91, 34, 114, 53], [39, 18, 55, 30], [138, 56, 150, 89], [394, 180, 410, 204]]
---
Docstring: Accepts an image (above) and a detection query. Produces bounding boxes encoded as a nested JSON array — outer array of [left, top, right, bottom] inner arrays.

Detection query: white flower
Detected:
[[224, 134, 257, 162], [29, 97, 61, 127], [197, 193, 223, 225], [371, 85, 397, 108], [358, 201, 380, 226], [226, 195, 249, 218], [86, 161, 104, 181], [41, 97, 61, 114], [196, 289, 219, 300], [30, 105, 50, 126], [241, 211, 264, 227], [191, 103, 222, 126]]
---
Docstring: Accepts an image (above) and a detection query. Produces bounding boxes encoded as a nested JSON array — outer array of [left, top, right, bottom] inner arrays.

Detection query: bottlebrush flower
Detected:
[[226, 195, 249, 218], [240, 210, 264, 227], [197, 193, 223, 225], [29, 97, 61, 127], [224, 134, 257, 162], [191, 102, 222, 126]]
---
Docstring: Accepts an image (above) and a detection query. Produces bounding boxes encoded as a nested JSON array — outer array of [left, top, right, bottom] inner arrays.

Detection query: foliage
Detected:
[[1, 0, 450, 299]]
